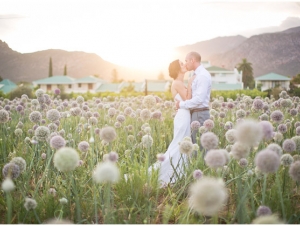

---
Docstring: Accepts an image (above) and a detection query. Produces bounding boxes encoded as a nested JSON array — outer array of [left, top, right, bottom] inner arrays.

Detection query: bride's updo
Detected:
[[168, 60, 180, 80]]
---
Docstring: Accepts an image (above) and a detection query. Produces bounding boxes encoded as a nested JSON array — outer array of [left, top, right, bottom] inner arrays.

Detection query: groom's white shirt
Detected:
[[179, 64, 211, 110]]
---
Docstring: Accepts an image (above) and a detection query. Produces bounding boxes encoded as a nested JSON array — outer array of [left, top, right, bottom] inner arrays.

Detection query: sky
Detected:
[[0, 0, 300, 72]]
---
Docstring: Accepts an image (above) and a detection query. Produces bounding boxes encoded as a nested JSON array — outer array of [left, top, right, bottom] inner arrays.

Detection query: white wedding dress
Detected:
[[149, 93, 191, 186]]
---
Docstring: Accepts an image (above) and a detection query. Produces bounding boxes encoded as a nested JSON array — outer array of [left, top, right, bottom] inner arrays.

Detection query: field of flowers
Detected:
[[1, 88, 300, 224]]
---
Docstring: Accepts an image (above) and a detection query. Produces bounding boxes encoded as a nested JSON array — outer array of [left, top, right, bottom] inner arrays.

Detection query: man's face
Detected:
[[185, 55, 194, 71]]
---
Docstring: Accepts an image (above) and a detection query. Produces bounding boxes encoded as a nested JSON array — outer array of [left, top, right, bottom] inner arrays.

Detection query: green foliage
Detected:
[[49, 57, 53, 77], [8, 85, 34, 99], [211, 89, 267, 100], [237, 58, 255, 89], [63, 64, 67, 76], [288, 73, 300, 97]]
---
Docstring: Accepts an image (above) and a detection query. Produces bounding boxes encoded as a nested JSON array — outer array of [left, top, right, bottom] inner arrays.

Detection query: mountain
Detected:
[[175, 35, 247, 60], [209, 27, 300, 77], [0, 42, 149, 83]]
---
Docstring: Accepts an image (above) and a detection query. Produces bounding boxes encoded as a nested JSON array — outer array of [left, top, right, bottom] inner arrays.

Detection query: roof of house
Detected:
[[96, 83, 121, 92], [75, 75, 107, 84], [33, 75, 76, 84], [146, 81, 170, 92], [206, 66, 231, 72], [255, 73, 291, 81], [211, 83, 243, 91], [0, 79, 17, 94]]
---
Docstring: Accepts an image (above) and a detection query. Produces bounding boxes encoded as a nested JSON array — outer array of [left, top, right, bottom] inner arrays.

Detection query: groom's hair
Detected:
[[189, 52, 201, 62], [168, 59, 181, 80]]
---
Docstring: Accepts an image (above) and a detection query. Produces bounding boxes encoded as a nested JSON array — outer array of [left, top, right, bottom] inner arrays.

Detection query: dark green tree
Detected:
[[237, 58, 254, 89], [111, 68, 118, 83], [49, 57, 53, 77], [63, 64, 67, 76], [0, 76, 3, 82]]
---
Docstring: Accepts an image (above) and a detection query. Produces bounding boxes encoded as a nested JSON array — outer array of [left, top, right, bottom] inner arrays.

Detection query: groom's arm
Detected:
[[179, 75, 210, 109]]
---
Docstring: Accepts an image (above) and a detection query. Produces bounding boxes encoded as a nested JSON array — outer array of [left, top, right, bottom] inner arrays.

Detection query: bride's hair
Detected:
[[168, 59, 180, 80]]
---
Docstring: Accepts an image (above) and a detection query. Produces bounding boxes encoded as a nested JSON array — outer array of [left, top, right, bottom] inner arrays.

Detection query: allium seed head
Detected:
[[24, 197, 37, 211], [255, 149, 280, 174], [205, 150, 227, 169], [231, 142, 250, 160], [281, 154, 294, 166], [193, 169, 203, 180], [78, 141, 89, 152], [289, 161, 300, 182], [50, 135, 66, 150], [100, 126, 117, 142], [93, 161, 120, 184], [256, 206, 272, 217], [200, 132, 219, 150], [53, 147, 79, 172], [235, 119, 263, 147], [10, 157, 26, 173], [282, 139, 296, 153]]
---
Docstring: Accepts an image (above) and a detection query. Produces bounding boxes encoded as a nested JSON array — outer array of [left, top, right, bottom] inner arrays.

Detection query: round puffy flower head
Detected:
[[255, 149, 280, 174], [53, 147, 79, 172], [290, 108, 297, 116], [140, 109, 151, 121], [193, 169, 203, 180], [259, 121, 274, 141], [281, 154, 294, 166], [179, 140, 194, 155], [292, 136, 300, 152], [156, 153, 165, 162], [293, 154, 300, 162], [270, 110, 284, 123], [78, 141, 89, 152], [260, 113, 269, 121], [142, 134, 153, 148], [203, 119, 214, 130], [100, 126, 117, 142], [35, 88, 44, 97], [76, 96, 84, 104], [231, 142, 250, 160], [41, 153, 47, 159], [24, 197, 37, 211], [273, 132, 283, 142], [50, 135, 66, 150], [108, 151, 119, 162], [151, 110, 162, 120], [256, 205, 272, 217], [277, 123, 287, 134], [205, 149, 227, 169], [46, 109, 60, 122], [29, 111, 42, 123], [282, 139, 296, 153], [93, 161, 120, 184], [114, 121, 121, 128], [200, 132, 219, 150], [10, 157, 26, 173], [2, 162, 20, 179], [1, 177, 15, 192], [236, 109, 246, 119], [191, 121, 200, 131], [14, 128, 23, 136], [124, 106, 133, 115], [0, 109, 9, 123], [225, 129, 237, 144], [295, 126, 300, 136], [219, 111, 226, 119], [34, 126, 50, 141], [253, 99, 264, 110], [143, 126, 151, 134], [108, 107, 116, 117], [198, 126, 207, 134], [289, 161, 300, 182], [48, 188, 56, 196], [239, 158, 248, 168], [143, 95, 156, 109], [188, 177, 228, 216], [235, 119, 263, 147], [59, 197, 68, 205], [224, 121, 233, 130], [116, 114, 126, 123], [89, 117, 98, 126], [295, 121, 300, 128]]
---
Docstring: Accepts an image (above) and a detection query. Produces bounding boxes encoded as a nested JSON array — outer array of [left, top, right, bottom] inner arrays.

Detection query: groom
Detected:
[[175, 51, 211, 146]]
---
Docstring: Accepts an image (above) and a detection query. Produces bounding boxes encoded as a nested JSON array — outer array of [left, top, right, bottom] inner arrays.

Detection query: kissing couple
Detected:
[[149, 51, 212, 187]]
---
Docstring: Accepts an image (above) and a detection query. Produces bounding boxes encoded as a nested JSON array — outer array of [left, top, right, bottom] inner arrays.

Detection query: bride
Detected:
[[150, 59, 194, 187]]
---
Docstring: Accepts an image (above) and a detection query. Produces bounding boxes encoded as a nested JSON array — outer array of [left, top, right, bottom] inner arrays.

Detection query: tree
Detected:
[[157, 72, 165, 80], [0, 76, 3, 82], [111, 68, 119, 83], [237, 58, 254, 89], [49, 57, 53, 77], [288, 73, 300, 96], [63, 64, 67, 76]]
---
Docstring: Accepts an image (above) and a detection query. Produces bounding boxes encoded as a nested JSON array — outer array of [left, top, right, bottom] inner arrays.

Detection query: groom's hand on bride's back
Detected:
[[175, 100, 180, 110]]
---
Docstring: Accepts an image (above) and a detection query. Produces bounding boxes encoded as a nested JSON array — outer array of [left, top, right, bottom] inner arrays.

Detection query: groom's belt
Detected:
[[190, 107, 210, 114]]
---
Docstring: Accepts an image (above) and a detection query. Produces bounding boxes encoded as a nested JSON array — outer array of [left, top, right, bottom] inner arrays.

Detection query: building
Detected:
[[254, 73, 291, 91], [33, 75, 107, 93], [0, 79, 17, 94]]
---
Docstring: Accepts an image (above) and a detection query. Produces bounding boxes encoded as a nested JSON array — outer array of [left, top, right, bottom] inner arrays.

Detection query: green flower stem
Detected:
[[33, 209, 41, 223], [262, 174, 267, 204], [104, 183, 111, 223], [71, 173, 81, 223], [276, 171, 286, 220], [6, 192, 12, 223]]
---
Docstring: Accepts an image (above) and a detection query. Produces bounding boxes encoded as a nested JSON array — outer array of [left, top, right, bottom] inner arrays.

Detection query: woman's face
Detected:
[[179, 61, 187, 74]]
